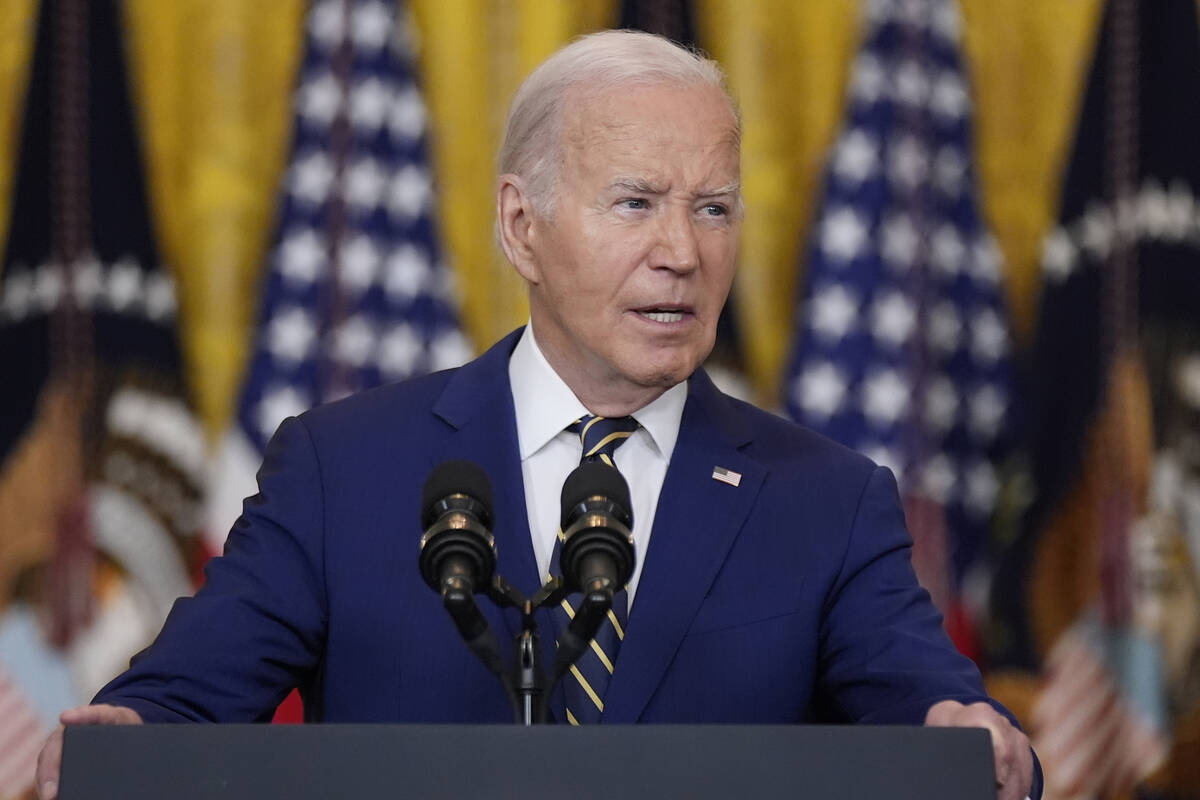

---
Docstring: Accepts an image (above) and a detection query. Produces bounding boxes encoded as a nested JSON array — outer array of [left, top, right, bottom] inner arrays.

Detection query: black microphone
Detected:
[[559, 461, 635, 597], [419, 460, 500, 654], [549, 461, 636, 684], [419, 460, 497, 599]]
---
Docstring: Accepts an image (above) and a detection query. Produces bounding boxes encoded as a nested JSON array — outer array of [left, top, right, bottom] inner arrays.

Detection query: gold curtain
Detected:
[[0, 0, 1144, 429], [0, 0, 36, 256]]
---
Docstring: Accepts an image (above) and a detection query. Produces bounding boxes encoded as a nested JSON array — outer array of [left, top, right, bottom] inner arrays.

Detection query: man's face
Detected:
[[519, 81, 741, 406]]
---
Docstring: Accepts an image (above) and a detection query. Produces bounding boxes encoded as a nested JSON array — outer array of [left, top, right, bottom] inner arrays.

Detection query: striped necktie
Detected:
[[550, 414, 639, 724]]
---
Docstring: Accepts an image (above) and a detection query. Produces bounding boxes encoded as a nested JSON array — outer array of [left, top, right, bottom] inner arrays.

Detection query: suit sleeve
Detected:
[[92, 416, 328, 722], [817, 466, 1004, 723]]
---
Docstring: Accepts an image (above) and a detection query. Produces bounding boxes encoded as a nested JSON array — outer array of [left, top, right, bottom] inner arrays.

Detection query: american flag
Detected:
[[783, 0, 1014, 651], [209, 0, 471, 550], [0, 665, 43, 799], [1009, 0, 1198, 792]]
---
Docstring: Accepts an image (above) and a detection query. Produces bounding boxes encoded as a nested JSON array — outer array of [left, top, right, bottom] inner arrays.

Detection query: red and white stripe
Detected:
[[1032, 629, 1167, 799], [0, 666, 47, 799]]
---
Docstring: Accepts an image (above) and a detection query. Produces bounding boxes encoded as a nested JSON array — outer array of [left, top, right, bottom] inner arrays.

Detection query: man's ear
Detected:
[[496, 174, 541, 284]]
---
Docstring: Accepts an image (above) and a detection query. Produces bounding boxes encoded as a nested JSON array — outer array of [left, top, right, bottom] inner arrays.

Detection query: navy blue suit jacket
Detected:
[[96, 329, 1021, 735]]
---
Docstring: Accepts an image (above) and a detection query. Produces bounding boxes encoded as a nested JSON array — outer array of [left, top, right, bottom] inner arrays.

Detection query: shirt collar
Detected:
[[508, 323, 687, 462]]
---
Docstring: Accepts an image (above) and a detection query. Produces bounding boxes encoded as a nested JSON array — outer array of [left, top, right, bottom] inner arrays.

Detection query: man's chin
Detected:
[[627, 357, 704, 389]]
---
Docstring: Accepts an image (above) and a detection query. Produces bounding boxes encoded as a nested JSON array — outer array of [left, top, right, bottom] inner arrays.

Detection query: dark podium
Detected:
[[61, 724, 996, 799]]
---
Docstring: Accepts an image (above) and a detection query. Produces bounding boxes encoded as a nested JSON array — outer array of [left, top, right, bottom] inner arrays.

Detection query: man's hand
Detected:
[[925, 699, 1033, 800], [35, 704, 143, 800]]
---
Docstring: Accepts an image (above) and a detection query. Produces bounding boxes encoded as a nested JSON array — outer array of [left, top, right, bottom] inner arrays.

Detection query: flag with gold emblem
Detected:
[[988, 0, 1200, 795], [0, 1, 207, 795]]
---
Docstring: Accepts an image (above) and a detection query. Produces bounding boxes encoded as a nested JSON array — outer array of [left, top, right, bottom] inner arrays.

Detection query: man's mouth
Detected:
[[635, 307, 690, 323]]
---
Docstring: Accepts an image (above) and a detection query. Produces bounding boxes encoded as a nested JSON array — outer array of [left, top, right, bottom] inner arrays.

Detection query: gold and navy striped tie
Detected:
[[551, 414, 639, 725]]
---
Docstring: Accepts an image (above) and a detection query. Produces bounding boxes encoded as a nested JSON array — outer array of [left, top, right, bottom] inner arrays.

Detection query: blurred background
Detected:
[[0, 0, 1197, 797]]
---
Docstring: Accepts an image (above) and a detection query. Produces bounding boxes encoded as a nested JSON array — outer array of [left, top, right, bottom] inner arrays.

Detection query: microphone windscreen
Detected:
[[421, 459, 494, 529], [560, 461, 632, 528]]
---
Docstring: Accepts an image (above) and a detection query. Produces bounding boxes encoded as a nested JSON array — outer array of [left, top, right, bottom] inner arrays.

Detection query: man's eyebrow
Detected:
[[609, 177, 665, 194], [699, 182, 741, 197], [607, 179, 742, 197]]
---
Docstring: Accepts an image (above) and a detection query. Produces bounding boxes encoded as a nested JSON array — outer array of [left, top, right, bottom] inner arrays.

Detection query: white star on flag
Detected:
[[927, 299, 963, 353], [279, 228, 326, 286], [291, 151, 336, 206], [350, 1, 391, 52], [920, 453, 957, 504], [794, 362, 849, 422], [967, 384, 1006, 442], [384, 244, 431, 300], [309, 0, 345, 51], [345, 157, 387, 213], [969, 236, 1003, 285], [969, 308, 1009, 365], [893, 59, 931, 108], [934, 146, 966, 196], [350, 77, 391, 133], [388, 164, 433, 220], [429, 329, 474, 371], [377, 323, 423, 377], [821, 207, 870, 262], [389, 86, 426, 142], [257, 385, 311, 440], [861, 368, 911, 427], [888, 135, 929, 190], [339, 234, 381, 294], [331, 315, 376, 367], [963, 460, 999, 516], [930, 224, 965, 277], [852, 53, 887, 105], [266, 307, 317, 364], [923, 376, 960, 431], [809, 283, 860, 342], [833, 129, 880, 185], [299, 71, 343, 128], [930, 70, 969, 120], [871, 290, 917, 348], [881, 214, 920, 271]]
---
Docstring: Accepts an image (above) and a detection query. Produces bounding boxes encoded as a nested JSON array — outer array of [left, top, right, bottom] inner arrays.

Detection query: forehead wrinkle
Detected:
[[558, 87, 742, 188]]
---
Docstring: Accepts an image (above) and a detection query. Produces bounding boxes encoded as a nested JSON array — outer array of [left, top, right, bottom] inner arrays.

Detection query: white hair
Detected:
[[497, 29, 739, 217]]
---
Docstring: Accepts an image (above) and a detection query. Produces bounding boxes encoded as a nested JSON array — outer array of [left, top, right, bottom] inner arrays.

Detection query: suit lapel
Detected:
[[602, 371, 765, 723]]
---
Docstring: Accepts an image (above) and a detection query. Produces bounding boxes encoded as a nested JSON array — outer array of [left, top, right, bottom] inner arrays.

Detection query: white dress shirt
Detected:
[[507, 324, 686, 606]]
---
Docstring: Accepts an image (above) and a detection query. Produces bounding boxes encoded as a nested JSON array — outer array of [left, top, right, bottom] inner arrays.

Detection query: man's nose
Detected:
[[650, 205, 700, 273]]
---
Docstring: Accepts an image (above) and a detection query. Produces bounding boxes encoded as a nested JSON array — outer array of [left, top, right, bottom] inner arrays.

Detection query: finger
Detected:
[[1012, 736, 1034, 800], [59, 703, 142, 726], [923, 699, 963, 726], [35, 726, 64, 800]]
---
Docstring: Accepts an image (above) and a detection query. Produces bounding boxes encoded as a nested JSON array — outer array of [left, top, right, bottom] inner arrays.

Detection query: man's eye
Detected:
[[702, 203, 728, 217], [620, 198, 648, 210]]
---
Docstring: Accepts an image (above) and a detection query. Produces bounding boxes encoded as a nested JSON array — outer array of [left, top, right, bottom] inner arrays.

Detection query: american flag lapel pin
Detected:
[[711, 466, 742, 487]]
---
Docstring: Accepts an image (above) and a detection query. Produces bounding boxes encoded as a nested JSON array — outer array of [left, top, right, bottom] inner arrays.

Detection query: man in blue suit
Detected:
[[37, 30, 1039, 800]]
